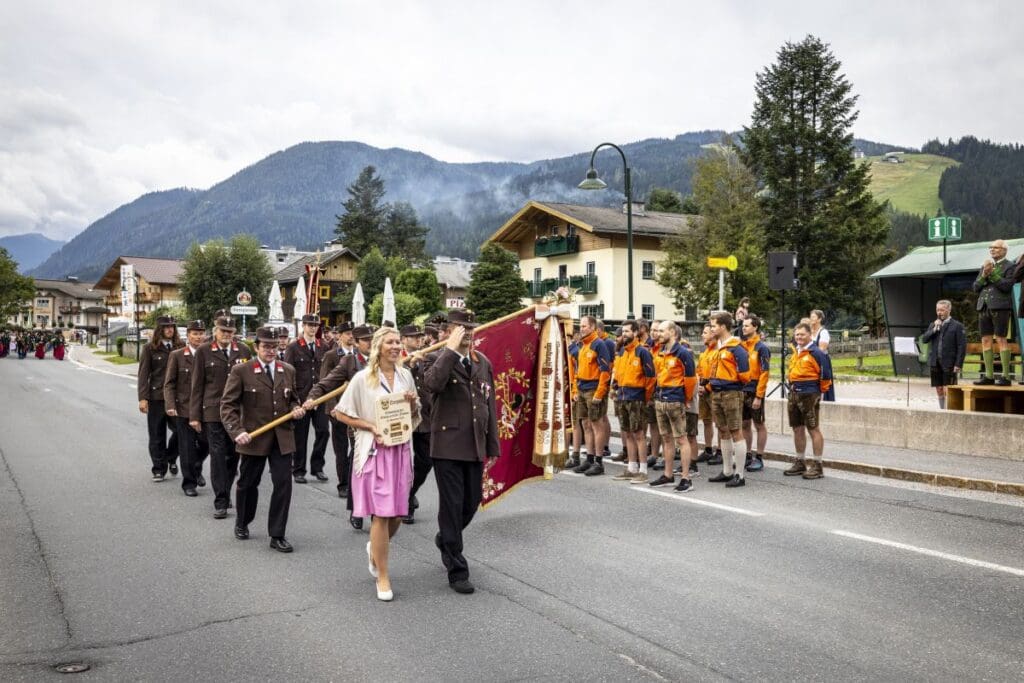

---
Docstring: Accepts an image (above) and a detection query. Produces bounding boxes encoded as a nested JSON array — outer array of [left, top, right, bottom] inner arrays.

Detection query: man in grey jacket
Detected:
[[921, 300, 967, 408], [973, 240, 1017, 386]]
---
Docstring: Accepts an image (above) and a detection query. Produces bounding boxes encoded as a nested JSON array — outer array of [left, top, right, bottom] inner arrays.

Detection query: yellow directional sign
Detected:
[[707, 255, 738, 271]]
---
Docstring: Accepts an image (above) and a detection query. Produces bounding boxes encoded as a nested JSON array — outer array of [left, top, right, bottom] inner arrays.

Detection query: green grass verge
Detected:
[[832, 351, 894, 377], [104, 355, 138, 365], [864, 153, 957, 216]]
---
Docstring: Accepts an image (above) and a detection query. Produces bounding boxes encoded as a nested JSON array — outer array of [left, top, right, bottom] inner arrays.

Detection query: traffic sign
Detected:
[[707, 255, 738, 271], [927, 216, 962, 242], [230, 305, 258, 315], [236, 290, 252, 305]]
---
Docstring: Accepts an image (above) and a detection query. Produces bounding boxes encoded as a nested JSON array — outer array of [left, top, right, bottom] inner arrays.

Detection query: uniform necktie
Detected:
[[462, 356, 472, 373], [265, 362, 274, 381]]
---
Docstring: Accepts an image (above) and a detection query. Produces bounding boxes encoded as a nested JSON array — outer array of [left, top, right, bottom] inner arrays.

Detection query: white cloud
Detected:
[[1, 0, 1022, 239]]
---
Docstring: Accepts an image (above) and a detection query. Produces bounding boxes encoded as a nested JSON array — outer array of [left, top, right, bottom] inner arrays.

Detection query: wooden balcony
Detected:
[[58, 304, 82, 315], [533, 235, 579, 257], [524, 274, 598, 299]]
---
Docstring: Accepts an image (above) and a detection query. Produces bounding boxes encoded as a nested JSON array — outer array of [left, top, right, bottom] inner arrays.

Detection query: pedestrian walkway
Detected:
[[67, 344, 138, 378]]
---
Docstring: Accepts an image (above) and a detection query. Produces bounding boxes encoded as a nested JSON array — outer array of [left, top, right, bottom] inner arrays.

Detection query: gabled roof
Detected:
[[488, 200, 698, 244], [275, 248, 359, 285], [870, 238, 1024, 279], [33, 279, 107, 300], [94, 256, 184, 290]]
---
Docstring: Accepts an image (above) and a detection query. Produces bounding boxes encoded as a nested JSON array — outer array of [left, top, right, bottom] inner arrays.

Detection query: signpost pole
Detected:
[[943, 238, 947, 265], [718, 269, 725, 311]]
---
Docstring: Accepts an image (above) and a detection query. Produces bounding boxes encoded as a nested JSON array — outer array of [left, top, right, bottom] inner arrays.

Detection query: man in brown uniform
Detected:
[[319, 321, 354, 498], [304, 325, 374, 528], [138, 316, 183, 481], [164, 319, 209, 496], [221, 327, 305, 552], [421, 310, 500, 594], [286, 314, 330, 483], [189, 315, 252, 518]]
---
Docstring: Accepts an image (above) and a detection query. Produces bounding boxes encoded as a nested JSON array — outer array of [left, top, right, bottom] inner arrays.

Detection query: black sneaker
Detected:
[[708, 449, 723, 466], [973, 377, 995, 386], [646, 455, 657, 468], [725, 474, 745, 488], [746, 455, 764, 472], [689, 461, 699, 475], [652, 458, 665, 471], [583, 462, 605, 476], [213, 508, 228, 519], [744, 452, 753, 468], [566, 456, 580, 469], [602, 447, 611, 458], [708, 472, 731, 483], [168, 463, 178, 476], [649, 475, 674, 487], [572, 458, 594, 474], [674, 478, 693, 493], [994, 377, 1012, 387], [151, 473, 165, 482], [696, 449, 713, 463]]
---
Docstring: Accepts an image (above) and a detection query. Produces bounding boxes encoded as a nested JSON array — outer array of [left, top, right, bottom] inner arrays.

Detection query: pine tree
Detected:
[[646, 187, 684, 213], [382, 201, 430, 264], [465, 243, 527, 322], [740, 35, 888, 316], [334, 166, 387, 259]]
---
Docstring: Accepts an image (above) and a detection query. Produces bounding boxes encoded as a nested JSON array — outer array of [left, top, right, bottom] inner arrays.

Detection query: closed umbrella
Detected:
[[382, 277, 396, 326], [352, 282, 365, 326], [268, 280, 284, 322], [294, 275, 307, 323]]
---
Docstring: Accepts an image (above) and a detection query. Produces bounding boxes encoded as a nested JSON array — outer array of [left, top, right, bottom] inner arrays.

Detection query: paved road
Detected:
[[2, 357, 1023, 681]]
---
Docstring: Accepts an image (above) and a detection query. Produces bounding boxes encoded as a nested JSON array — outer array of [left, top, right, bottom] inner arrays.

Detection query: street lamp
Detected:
[[579, 142, 635, 320]]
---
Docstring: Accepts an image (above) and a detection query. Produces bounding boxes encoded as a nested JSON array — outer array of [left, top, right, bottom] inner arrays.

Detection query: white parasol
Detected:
[[268, 280, 284, 321], [382, 277, 396, 326], [352, 282, 365, 326], [294, 275, 307, 322]]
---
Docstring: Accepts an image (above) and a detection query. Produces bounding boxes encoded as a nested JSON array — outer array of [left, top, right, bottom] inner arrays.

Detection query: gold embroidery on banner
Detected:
[[495, 368, 531, 441]]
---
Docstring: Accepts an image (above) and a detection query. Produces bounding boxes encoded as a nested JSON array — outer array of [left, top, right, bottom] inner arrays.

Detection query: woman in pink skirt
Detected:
[[335, 326, 420, 601]]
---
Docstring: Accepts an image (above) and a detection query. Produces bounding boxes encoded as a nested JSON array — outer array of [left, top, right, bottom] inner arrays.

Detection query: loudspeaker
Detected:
[[768, 251, 799, 291]]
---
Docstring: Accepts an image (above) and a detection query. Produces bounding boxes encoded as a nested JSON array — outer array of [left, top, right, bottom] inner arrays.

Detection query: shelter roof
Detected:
[[870, 238, 1024, 279], [488, 200, 697, 244], [33, 279, 107, 299]]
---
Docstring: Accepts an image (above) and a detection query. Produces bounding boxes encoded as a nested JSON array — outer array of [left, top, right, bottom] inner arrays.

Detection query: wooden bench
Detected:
[[946, 384, 1024, 414], [960, 342, 1021, 378]]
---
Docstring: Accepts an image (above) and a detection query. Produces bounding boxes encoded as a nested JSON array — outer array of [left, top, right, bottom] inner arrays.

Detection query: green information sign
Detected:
[[927, 216, 962, 242]]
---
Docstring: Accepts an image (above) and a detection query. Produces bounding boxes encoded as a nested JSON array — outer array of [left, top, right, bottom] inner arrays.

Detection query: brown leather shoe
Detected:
[[783, 459, 807, 476], [802, 460, 823, 479]]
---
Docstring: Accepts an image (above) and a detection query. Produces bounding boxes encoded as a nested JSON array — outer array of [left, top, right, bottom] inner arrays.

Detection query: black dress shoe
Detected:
[[401, 513, 415, 524], [313, 471, 329, 482], [197, 474, 206, 487], [973, 377, 995, 385], [213, 508, 228, 519], [337, 486, 348, 499], [234, 525, 249, 540], [708, 472, 732, 483], [411, 495, 419, 510], [725, 474, 746, 488], [183, 487, 198, 497], [168, 463, 178, 476], [450, 579, 475, 594], [269, 537, 293, 553], [293, 475, 307, 484], [349, 514, 363, 530]]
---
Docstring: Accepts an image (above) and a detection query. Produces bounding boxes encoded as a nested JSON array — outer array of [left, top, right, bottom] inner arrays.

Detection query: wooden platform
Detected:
[[946, 383, 1024, 414]]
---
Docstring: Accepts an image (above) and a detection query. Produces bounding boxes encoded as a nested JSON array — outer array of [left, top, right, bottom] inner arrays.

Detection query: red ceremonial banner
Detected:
[[472, 307, 548, 508]]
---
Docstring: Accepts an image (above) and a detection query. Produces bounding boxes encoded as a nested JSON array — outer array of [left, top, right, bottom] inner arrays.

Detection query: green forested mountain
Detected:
[[31, 132, 913, 280], [0, 233, 66, 272]]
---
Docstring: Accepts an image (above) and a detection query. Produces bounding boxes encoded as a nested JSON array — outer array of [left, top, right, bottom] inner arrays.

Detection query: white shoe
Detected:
[[366, 541, 378, 578], [376, 580, 393, 602]]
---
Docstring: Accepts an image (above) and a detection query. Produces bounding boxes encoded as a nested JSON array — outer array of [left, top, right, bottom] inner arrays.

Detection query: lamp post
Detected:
[[579, 142, 634, 320]]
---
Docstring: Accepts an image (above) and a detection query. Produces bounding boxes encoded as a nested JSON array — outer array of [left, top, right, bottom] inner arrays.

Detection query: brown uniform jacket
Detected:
[[317, 347, 357, 413], [138, 340, 183, 402], [406, 353, 433, 434], [163, 345, 198, 415], [220, 359, 300, 456], [284, 337, 327, 401], [309, 350, 366, 413], [189, 341, 253, 423], [421, 348, 500, 462]]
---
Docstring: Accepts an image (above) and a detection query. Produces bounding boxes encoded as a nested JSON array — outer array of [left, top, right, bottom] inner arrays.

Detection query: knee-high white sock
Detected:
[[721, 439, 734, 475], [733, 439, 747, 478]]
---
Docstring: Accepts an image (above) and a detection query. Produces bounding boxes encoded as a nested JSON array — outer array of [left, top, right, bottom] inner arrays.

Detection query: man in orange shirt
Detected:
[[610, 321, 655, 484], [571, 315, 613, 476], [696, 324, 720, 464], [784, 322, 832, 479], [740, 315, 770, 472], [706, 312, 751, 488]]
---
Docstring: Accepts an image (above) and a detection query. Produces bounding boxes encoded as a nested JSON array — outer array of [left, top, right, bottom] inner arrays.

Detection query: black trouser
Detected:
[[236, 443, 293, 538], [205, 422, 238, 511], [292, 406, 329, 477], [331, 416, 351, 493], [433, 458, 483, 584], [410, 431, 433, 502], [147, 401, 178, 475], [175, 416, 208, 491]]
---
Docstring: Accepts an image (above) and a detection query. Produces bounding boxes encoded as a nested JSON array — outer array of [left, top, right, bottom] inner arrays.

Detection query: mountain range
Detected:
[[29, 132, 909, 280], [0, 233, 66, 271]]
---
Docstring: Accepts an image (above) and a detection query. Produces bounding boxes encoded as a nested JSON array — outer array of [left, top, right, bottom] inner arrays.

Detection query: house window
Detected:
[[558, 264, 567, 282], [642, 261, 655, 280], [567, 225, 576, 237], [319, 285, 330, 299], [36, 298, 50, 306], [550, 224, 560, 237], [641, 305, 655, 320], [579, 304, 605, 319], [586, 261, 596, 277], [533, 268, 542, 282]]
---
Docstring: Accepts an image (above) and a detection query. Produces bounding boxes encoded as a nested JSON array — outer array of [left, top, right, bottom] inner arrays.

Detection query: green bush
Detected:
[[116, 336, 126, 356]]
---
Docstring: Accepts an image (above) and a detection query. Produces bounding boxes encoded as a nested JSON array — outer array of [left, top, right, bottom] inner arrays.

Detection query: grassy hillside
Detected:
[[864, 153, 957, 216]]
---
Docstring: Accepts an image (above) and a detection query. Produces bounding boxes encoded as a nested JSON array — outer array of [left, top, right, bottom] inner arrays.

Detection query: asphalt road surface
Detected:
[[2, 357, 1023, 682]]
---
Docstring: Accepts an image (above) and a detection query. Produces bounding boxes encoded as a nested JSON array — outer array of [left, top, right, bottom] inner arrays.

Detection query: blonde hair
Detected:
[[366, 326, 400, 386]]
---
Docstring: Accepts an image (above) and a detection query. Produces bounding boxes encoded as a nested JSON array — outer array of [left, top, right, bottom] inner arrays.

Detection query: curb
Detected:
[[760, 451, 1024, 497], [605, 430, 1024, 498]]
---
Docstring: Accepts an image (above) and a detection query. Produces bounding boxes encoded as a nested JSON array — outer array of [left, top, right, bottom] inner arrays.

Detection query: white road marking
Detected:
[[68, 357, 136, 380], [831, 530, 1024, 578], [631, 484, 766, 517]]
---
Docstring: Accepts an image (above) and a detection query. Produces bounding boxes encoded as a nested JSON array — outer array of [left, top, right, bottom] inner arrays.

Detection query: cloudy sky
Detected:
[[2, 1, 1021, 241]]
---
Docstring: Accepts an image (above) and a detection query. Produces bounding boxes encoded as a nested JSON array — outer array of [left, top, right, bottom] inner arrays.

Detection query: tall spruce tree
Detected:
[[334, 165, 387, 259], [740, 35, 888, 316], [382, 201, 430, 264], [465, 243, 527, 322]]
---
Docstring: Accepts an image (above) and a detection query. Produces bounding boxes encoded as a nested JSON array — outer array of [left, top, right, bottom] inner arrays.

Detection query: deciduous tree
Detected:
[[465, 243, 527, 322]]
